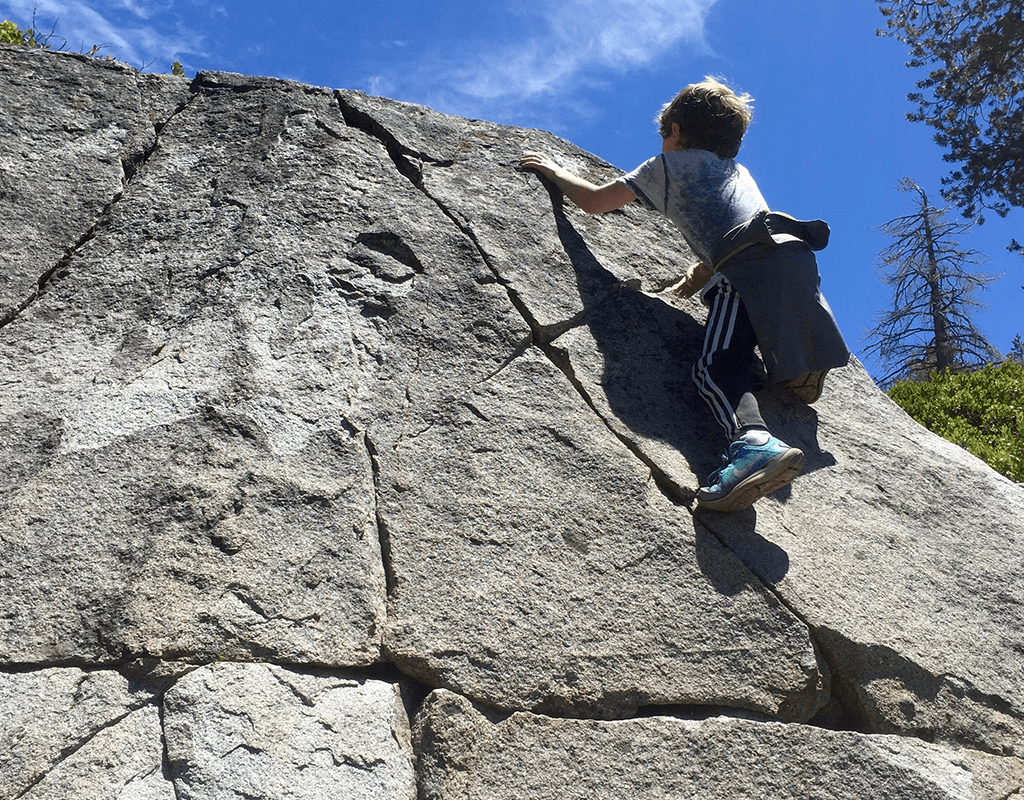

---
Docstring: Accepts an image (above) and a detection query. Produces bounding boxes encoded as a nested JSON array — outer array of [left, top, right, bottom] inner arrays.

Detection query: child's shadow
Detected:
[[541, 190, 840, 591], [694, 507, 792, 589], [546, 197, 833, 503], [545, 199, 713, 494]]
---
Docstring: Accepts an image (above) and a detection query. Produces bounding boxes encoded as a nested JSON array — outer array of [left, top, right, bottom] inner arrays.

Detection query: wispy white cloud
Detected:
[[361, 0, 717, 132], [535, 0, 713, 79], [1, 0, 718, 128]]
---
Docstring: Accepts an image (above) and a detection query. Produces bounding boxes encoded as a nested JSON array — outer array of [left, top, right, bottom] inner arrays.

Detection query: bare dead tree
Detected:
[[864, 178, 1002, 387]]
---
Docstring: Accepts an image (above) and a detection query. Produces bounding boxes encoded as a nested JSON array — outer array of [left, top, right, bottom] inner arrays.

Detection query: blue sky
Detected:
[[4, 0, 1021, 377]]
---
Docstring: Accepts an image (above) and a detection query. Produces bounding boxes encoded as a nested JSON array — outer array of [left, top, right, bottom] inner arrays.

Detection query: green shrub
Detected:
[[3, 16, 182, 76], [0, 19, 39, 47], [888, 361, 1024, 482]]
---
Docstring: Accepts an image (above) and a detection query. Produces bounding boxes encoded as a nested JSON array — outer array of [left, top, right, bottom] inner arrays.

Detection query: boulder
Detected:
[[415, 689, 1024, 800], [163, 663, 415, 800], [1, 44, 1022, 798]]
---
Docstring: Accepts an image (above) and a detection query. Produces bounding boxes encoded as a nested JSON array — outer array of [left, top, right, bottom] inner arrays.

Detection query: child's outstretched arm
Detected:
[[521, 152, 636, 214]]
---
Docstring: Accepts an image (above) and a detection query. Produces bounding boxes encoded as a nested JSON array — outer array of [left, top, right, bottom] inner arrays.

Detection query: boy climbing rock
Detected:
[[521, 77, 849, 512]]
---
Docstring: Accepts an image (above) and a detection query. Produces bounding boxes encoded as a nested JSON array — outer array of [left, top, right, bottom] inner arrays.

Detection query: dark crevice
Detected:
[[636, 700, 782, 725], [0, 79, 198, 334], [335, 92, 453, 190], [123, 82, 197, 183], [157, 683, 185, 800], [0, 218, 101, 331], [314, 117, 346, 140], [353, 231, 425, 276], [225, 589, 272, 621], [128, 73, 200, 184], [333, 94, 689, 511], [362, 430, 397, 598]]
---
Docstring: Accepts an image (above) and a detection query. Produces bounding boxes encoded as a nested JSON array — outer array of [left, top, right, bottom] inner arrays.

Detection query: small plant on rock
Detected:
[[0, 19, 39, 47]]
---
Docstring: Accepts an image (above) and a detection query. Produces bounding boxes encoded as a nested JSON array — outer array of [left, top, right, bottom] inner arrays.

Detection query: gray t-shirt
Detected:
[[618, 150, 767, 266]]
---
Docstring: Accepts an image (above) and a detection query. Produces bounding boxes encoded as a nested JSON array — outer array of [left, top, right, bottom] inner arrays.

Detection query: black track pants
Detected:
[[692, 278, 766, 440]]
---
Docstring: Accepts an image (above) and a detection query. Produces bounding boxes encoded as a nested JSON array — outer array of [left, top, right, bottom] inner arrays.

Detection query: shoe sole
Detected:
[[697, 448, 805, 513], [783, 370, 827, 404]]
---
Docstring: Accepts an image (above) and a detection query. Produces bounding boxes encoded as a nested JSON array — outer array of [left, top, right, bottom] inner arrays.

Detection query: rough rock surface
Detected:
[[163, 663, 416, 800], [0, 668, 165, 799], [1, 44, 1022, 799], [415, 689, 1024, 800]]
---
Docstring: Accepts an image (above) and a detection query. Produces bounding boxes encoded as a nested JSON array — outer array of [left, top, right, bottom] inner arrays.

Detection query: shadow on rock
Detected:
[[546, 199, 719, 490], [538, 191, 840, 591], [693, 507, 792, 587], [757, 385, 837, 478]]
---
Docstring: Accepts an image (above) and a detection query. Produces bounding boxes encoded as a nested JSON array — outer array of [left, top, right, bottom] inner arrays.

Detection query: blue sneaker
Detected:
[[697, 436, 804, 512]]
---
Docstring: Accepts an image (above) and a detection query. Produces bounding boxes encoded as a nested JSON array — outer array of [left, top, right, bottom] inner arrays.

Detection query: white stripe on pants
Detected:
[[692, 278, 762, 440]]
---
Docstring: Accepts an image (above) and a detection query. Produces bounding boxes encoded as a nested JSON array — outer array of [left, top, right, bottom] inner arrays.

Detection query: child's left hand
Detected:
[[520, 152, 561, 179], [670, 261, 712, 298]]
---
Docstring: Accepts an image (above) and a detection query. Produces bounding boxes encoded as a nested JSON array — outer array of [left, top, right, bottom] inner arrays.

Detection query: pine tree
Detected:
[[876, 0, 1024, 221], [1009, 334, 1024, 362], [1010, 240, 1023, 359], [865, 178, 1001, 387]]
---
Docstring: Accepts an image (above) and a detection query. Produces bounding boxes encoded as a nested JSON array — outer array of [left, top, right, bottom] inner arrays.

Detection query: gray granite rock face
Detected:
[[164, 663, 416, 800], [1, 45, 1023, 798], [0, 668, 173, 800], [0, 47, 162, 328], [377, 346, 826, 720], [415, 689, 1024, 800], [0, 67, 403, 667]]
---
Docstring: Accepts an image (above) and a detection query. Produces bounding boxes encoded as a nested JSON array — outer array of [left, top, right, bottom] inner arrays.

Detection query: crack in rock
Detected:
[[362, 430, 398, 599], [11, 706, 143, 800], [335, 92, 543, 338], [0, 76, 197, 333], [334, 93, 691, 510]]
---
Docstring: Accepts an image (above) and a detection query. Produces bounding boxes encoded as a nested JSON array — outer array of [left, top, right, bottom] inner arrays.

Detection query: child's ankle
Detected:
[[736, 427, 770, 446]]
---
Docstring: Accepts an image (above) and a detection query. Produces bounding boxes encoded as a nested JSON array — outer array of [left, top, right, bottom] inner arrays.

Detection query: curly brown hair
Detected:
[[656, 77, 753, 159]]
